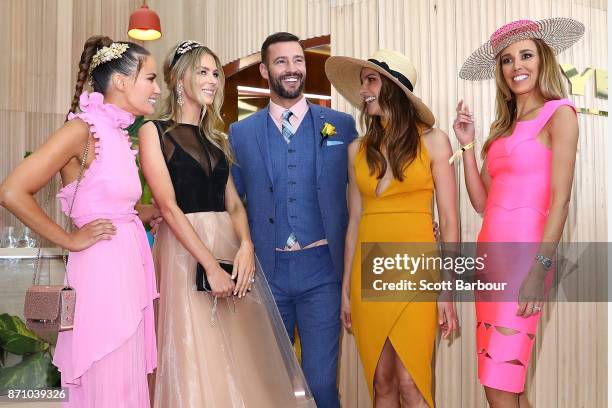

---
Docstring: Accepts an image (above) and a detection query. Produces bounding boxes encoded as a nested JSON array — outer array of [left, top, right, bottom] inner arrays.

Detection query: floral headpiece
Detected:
[[88, 43, 130, 78]]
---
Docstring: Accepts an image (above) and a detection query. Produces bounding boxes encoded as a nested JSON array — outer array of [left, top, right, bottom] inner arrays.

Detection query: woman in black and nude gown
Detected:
[[138, 40, 315, 408]]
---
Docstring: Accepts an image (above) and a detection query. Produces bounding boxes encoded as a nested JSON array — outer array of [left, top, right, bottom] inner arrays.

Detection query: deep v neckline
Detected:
[[374, 178, 393, 198], [374, 173, 395, 198], [374, 153, 394, 198], [167, 130, 222, 177]]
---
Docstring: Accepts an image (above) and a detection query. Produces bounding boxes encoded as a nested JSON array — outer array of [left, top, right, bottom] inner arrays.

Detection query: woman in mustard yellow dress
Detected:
[[326, 50, 459, 407]]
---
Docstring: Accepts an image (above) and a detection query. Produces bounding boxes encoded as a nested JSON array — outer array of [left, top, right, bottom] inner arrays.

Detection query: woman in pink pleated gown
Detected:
[[0, 35, 162, 407], [453, 18, 584, 407]]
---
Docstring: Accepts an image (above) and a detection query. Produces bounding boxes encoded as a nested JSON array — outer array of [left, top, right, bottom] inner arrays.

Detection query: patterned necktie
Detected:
[[281, 109, 297, 248], [281, 109, 294, 144]]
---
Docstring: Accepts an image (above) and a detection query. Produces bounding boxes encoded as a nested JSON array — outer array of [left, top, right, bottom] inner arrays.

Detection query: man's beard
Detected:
[[269, 72, 305, 99]]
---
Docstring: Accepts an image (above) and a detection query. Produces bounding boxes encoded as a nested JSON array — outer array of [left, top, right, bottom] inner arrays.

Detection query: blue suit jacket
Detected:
[[229, 103, 358, 281]]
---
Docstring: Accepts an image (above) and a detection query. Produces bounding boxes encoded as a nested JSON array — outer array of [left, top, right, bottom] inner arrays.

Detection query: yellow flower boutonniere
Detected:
[[320, 122, 337, 146]]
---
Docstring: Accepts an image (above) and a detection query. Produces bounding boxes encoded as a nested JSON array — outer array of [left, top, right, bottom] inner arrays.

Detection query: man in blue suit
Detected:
[[229, 32, 358, 408]]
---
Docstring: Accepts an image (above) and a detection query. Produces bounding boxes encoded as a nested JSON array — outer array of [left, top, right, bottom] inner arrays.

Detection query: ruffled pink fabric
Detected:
[[67, 91, 134, 128], [53, 91, 158, 399], [58, 92, 138, 214]]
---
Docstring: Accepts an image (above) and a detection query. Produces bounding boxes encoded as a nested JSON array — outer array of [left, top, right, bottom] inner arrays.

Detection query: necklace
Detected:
[[516, 104, 544, 121]]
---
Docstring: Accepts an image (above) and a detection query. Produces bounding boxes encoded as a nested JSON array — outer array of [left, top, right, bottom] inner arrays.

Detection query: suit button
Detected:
[[269, 218, 274, 224], [288, 149, 295, 153], [288, 164, 296, 169], [269, 186, 273, 192]]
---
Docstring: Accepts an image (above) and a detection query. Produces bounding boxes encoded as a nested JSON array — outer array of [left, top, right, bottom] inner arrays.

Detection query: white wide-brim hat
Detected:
[[460, 18, 585, 81], [325, 49, 435, 127]]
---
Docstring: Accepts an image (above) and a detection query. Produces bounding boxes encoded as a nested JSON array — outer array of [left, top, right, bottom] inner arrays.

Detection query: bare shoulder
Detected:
[[549, 105, 578, 128], [21, 118, 90, 165], [138, 121, 158, 138], [423, 127, 449, 143], [64, 117, 90, 131], [48, 118, 90, 154], [547, 105, 578, 145], [61, 118, 90, 140], [348, 137, 362, 162], [422, 127, 452, 160]]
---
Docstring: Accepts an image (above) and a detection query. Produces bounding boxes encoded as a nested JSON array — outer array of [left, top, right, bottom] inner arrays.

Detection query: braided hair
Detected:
[[67, 35, 150, 120]]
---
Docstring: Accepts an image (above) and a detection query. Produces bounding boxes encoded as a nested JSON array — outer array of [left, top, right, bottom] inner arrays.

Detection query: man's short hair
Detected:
[[261, 32, 304, 66]]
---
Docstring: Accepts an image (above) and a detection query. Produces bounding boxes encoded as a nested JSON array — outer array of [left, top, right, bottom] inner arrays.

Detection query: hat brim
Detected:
[[325, 56, 435, 127], [460, 17, 585, 81]]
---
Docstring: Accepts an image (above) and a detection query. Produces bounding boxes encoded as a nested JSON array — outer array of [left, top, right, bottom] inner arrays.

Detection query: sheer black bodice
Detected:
[[153, 120, 228, 213]]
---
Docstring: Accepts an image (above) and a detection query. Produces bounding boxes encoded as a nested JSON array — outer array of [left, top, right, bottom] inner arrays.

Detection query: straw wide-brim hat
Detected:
[[325, 49, 435, 127], [460, 18, 585, 81]]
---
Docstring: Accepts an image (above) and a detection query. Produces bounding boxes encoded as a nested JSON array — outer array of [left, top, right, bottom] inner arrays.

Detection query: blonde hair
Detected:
[[482, 38, 568, 158], [156, 43, 233, 164]]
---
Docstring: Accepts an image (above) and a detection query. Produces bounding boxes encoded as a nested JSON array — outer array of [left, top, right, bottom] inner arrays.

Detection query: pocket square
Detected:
[[326, 140, 344, 146]]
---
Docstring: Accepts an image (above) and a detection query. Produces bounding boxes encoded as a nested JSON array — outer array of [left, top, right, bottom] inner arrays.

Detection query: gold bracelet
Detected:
[[448, 141, 475, 164]]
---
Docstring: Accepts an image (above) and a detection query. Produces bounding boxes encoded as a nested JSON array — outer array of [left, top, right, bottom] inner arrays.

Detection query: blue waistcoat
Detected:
[[268, 110, 326, 248]]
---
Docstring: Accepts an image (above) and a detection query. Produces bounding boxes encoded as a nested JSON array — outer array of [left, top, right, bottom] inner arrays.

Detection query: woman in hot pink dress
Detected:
[[0, 36, 161, 407], [453, 19, 584, 407]]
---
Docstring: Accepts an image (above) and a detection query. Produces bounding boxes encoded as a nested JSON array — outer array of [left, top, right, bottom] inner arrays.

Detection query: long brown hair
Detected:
[[360, 75, 429, 181], [156, 43, 233, 164], [482, 38, 568, 158], [68, 35, 150, 120]]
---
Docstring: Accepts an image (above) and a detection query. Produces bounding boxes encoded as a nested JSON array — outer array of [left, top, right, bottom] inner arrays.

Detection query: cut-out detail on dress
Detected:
[[494, 325, 520, 336], [477, 320, 535, 367]]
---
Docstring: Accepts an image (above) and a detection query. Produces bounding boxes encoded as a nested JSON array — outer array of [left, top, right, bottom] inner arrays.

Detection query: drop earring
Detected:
[[177, 83, 185, 106]]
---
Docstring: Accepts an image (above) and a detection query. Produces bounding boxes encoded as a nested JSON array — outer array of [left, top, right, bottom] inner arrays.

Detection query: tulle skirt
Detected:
[[152, 211, 316, 407]]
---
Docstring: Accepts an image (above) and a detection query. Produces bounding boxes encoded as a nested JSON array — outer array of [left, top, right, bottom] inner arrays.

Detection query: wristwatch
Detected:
[[535, 254, 552, 270]]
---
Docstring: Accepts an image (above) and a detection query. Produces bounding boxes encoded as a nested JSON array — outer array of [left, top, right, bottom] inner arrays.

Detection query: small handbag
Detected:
[[196, 260, 240, 327], [24, 125, 91, 334], [196, 261, 235, 292]]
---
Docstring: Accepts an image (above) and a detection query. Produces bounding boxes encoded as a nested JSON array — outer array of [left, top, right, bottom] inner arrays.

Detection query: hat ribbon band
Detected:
[[367, 59, 414, 92]]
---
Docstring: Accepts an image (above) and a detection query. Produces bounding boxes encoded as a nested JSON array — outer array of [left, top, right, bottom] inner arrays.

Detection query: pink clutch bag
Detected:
[[24, 285, 76, 332], [23, 122, 91, 334]]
